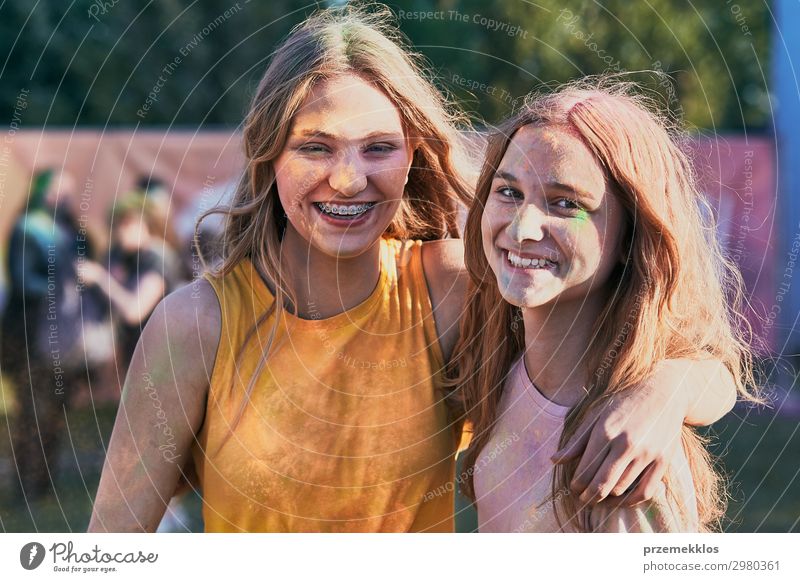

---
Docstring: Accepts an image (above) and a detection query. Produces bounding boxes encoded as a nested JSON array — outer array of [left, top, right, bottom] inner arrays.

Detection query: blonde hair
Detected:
[[448, 78, 763, 531], [196, 3, 476, 439], [109, 193, 158, 234]]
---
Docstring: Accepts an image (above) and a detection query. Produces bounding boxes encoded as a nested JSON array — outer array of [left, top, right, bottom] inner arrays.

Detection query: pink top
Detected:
[[473, 356, 699, 532]]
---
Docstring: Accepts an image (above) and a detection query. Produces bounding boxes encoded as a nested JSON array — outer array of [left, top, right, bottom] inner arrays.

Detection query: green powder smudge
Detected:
[[574, 209, 589, 223]]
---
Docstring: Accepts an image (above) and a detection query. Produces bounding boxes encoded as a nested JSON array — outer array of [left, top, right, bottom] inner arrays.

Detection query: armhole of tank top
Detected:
[[411, 241, 446, 373], [200, 271, 229, 405]]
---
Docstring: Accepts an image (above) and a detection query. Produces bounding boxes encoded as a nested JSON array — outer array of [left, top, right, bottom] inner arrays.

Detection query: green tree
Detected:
[[393, 0, 771, 130], [0, 1, 770, 130]]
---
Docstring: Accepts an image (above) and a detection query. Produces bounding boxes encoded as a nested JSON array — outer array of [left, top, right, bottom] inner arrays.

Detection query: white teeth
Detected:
[[317, 202, 374, 217], [507, 251, 555, 269]]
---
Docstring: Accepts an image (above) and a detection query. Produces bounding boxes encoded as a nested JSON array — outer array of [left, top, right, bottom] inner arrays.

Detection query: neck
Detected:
[[521, 296, 606, 407], [278, 227, 382, 319]]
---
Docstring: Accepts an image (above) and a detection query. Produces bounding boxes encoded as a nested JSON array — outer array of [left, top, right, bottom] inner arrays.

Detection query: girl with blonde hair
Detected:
[[90, 6, 737, 532], [451, 80, 761, 532]]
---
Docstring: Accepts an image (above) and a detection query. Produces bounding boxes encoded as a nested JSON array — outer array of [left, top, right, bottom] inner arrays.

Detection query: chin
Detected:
[[498, 286, 557, 310], [313, 236, 378, 259]]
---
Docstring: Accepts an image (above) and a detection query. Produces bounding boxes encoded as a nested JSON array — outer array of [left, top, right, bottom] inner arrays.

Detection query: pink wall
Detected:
[[3, 129, 244, 249], [692, 136, 777, 350], [3, 131, 777, 348]]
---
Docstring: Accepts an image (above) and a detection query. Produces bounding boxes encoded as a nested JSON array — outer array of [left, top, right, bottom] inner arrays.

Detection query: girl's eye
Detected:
[[554, 198, 582, 211], [365, 143, 397, 154], [495, 185, 522, 199], [298, 143, 330, 154]]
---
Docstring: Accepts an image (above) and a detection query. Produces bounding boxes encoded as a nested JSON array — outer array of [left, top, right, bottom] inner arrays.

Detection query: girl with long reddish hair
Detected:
[[90, 5, 737, 532], [450, 80, 761, 532]]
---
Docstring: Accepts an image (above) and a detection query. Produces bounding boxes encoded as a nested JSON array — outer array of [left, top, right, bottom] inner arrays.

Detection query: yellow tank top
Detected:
[[192, 238, 460, 532]]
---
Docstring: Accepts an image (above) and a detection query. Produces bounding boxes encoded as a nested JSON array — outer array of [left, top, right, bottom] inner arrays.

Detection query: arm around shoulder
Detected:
[[88, 279, 221, 532]]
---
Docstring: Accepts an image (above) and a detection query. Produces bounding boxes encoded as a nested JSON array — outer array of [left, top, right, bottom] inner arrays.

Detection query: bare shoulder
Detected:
[[421, 239, 467, 288], [158, 278, 221, 340], [420, 239, 468, 364], [421, 238, 465, 273], [141, 278, 221, 390]]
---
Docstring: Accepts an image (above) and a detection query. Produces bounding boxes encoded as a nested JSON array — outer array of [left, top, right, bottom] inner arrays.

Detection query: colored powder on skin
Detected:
[[645, 503, 659, 526], [567, 209, 591, 236]]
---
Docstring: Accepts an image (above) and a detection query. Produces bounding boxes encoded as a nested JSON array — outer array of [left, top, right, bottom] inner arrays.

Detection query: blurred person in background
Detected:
[[1, 169, 109, 500], [175, 177, 237, 274], [79, 194, 167, 374], [80, 190, 193, 531], [135, 176, 189, 292]]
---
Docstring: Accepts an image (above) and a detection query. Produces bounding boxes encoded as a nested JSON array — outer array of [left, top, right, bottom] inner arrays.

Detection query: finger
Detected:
[[621, 459, 668, 506], [551, 427, 590, 464], [596, 488, 636, 511], [552, 406, 603, 463], [611, 436, 679, 500], [601, 464, 654, 510], [609, 457, 649, 498], [579, 439, 635, 505], [570, 428, 612, 497]]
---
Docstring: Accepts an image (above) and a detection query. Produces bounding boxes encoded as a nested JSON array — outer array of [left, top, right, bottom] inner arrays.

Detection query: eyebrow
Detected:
[[292, 129, 404, 141], [493, 171, 596, 199], [493, 170, 520, 183], [547, 181, 592, 199]]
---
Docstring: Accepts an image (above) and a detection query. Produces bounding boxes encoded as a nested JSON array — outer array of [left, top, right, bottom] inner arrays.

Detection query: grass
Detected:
[[712, 404, 800, 532], [0, 398, 117, 532]]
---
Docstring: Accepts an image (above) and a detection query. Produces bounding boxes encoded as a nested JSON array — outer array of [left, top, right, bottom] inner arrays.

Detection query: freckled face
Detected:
[[481, 125, 626, 311], [272, 74, 414, 259]]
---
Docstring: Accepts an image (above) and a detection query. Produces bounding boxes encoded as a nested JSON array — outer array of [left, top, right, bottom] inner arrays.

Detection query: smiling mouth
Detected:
[[313, 202, 376, 219], [505, 250, 558, 270]]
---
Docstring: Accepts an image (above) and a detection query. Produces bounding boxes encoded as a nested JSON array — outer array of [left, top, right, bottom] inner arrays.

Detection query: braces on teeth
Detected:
[[317, 202, 375, 216]]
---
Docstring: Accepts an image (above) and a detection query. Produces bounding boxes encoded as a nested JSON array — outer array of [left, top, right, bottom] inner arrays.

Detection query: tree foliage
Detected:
[[0, 0, 771, 130]]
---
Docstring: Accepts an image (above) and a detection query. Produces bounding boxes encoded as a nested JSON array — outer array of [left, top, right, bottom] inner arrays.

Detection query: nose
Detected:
[[506, 203, 547, 243], [328, 149, 367, 197]]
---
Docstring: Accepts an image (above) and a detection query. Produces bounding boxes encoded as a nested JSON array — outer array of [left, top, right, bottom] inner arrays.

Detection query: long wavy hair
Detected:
[[448, 79, 762, 531], [195, 3, 476, 438]]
